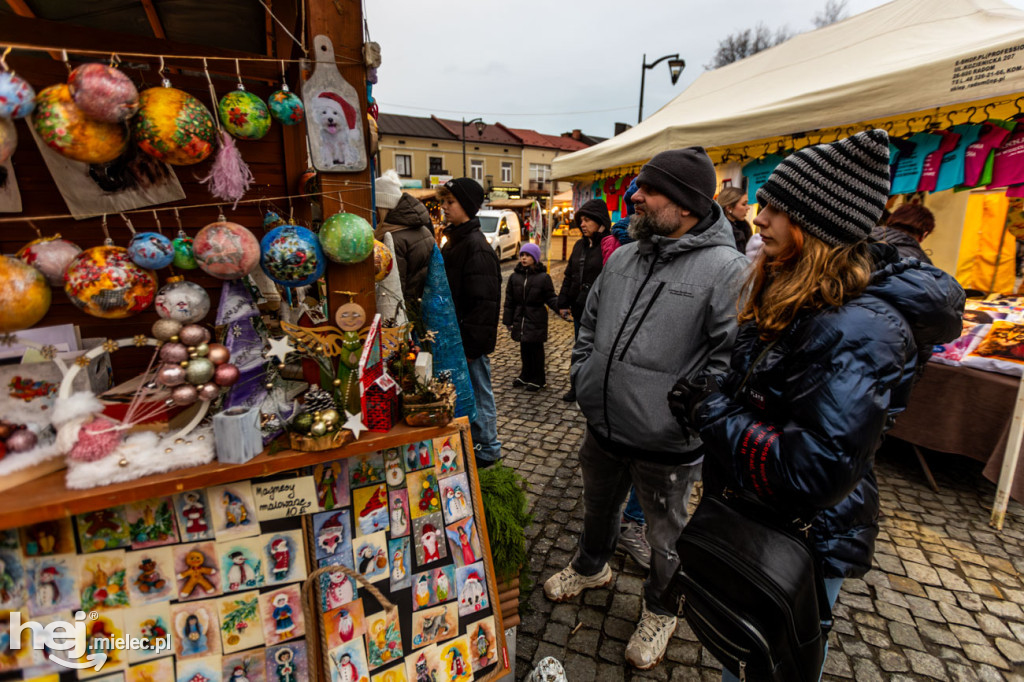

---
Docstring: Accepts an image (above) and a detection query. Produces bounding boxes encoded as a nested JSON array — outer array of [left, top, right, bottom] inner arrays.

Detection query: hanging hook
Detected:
[[904, 118, 917, 136], [60, 49, 71, 74], [217, 205, 226, 222], [1015, 97, 1024, 115], [120, 212, 136, 235], [762, 142, 771, 157], [152, 210, 162, 234], [984, 102, 996, 119], [946, 110, 956, 127], [279, 59, 290, 93], [101, 214, 112, 246], [235, 58, 245, 91], [158, 56, 169, 87], [25, 219, 41, 238], [109, 53, 121, 68], [0, 47, 12, 71], [965, 106, 978, 124], [173, 207, 185, 237]]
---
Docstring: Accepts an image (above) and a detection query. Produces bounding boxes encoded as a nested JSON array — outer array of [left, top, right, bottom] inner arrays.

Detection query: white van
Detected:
[[476, 209, 521, 261]]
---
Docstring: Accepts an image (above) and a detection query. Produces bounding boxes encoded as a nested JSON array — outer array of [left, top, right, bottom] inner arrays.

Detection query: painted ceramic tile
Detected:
[[370, 664, 407, 682], [124, 498, 180, 550], [438, 474, 471, 525], [312, 510, 351, 563], [126, 547, 175, 605], [365, 608, 402, 671], [431, 566, 456, 605], [402, 441, 433, 473], [313, 461, 350, 511], [322, 599, 364, 650], [207, 483, 259, 541], [348, 451, 385, 489], [411, 571, 434, 612], [410, 603, 457, 650], [123, 603, 173, 663], [387, 537, 411, 592], [403, 644, 441, 682], [216, 539, 265, 593], [436, 635, 472, 682], [411, 513, 446, 567], [174, 655, 221, 682], [387, 490, 409, 539], [352, 484, 389, 537], [444, 517, 480, 569], [217, 591, 263, 654], [0, 547, 27, 609], [382, 449, 405, 489], [20, 611, 69, 673], [75, 508, 131, 553], [221, 649, 266, 682], [126, 656, 175, 682], [173, 491, 215, 543], [432, 435, 463, 479], [351, 532, 388, 584], [170, 599, 221, 659], [26, 554, 80, 617], [466, 616, 498, 672], [258, 585, 304, 646], [172, 543, 222, 602], [20, 519, 75, 558], [406, 470, 441, 521], [317, 558, 358, 612], [79, 610, 128, 676], [0, 608, 35, 671], [326, 641, 369, 682], [455, 562, 489, 618], [80, 550, 129, 611], [262, 530, 306, 586], [0, 530, 18, 551], [264, 642, 307, 682]]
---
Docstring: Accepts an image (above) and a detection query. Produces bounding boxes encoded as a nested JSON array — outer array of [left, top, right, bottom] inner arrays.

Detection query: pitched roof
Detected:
[[503, 127, 589, 151], [433, 117, 521, 146], [377, 113, 456, 139]]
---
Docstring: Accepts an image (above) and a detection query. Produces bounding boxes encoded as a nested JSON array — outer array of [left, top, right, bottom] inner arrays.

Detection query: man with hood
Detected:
[[543, 147, 747, 669], [374, 169, 436, 305]]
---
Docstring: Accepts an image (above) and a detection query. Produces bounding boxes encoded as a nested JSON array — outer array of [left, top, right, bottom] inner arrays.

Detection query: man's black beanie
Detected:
[[444, 178, 485, 218], [636, 147, 717, 218], [574, 199, 611, 231]]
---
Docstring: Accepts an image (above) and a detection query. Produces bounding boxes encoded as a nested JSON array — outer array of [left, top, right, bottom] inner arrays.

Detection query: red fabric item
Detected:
[[918, 129, 961, 192], [964, 122, 1012, 186], [990, 125, 1024, 189], [603, 177, 620, 212], [601, 234, 621, 265]]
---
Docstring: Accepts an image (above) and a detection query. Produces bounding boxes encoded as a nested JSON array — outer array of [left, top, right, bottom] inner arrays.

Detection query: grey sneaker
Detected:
[[616, 519, 652, 569], [543, 563, 613, 602], [625, 604, 678, 669]]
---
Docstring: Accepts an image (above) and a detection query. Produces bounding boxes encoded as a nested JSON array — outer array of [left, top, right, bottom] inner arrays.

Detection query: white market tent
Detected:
[[553, 0, 1024, 180]]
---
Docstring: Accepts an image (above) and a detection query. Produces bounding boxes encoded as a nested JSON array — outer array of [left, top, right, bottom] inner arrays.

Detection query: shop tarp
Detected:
[[553, 0, 1024, 180]]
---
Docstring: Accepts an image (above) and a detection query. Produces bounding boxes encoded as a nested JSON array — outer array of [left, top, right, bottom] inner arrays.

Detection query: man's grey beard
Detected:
[[628, 212, 677, 241]]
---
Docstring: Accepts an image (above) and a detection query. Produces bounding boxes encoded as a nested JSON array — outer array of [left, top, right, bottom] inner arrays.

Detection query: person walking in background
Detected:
[[374, 169, 436, 306], [438, 178, 502, 469], [503, 243, 559, 391], [668, 131, 964, 681], [870, 202, 936, 264], [716, 186, 752, 253]]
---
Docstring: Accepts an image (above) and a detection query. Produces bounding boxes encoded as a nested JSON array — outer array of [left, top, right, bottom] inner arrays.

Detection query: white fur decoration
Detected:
[[376, 231, 408, 326], [0, 440, 62, 477], [65, 426, 215, 490]]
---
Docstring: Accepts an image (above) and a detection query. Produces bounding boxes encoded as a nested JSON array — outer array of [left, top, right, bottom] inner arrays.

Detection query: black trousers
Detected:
[[519, 341, 546, 387]]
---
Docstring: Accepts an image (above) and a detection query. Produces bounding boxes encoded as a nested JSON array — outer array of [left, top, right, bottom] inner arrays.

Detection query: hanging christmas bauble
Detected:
[[67, 63, 140, 123], [32, 85, 128, 164], [268, 87, 304, 126], [0, 118, 15, 165], [154, 277, 210, 324], [372, 240, 393, 283], [319, 212, 374, 264], [218, 89, 271, 140], [178, 324, 211, 346], [17, 234, 82, 287], [152, 318, 182, 341], [63, 246, 157, 319], [193, 221, 260, 279], [206, 343, 230, 365], [128, 231, 175, 270], [263, 211, 286, 230], [155, 363, 187, 387], [185, 357, 215, 385], [170, 384, 198, 406], [260, 224, 325, 287], [198, 383, 221, 402], [172, 235, 198, 269], [0, 255, 51, 333], [213, 362, 240, 386], [0, 71, 36, 119], [132, 86, 216, 165]]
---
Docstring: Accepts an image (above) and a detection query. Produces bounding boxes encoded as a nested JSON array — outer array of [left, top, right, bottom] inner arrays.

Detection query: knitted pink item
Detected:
[[68, 416, 123, 462], [200, 130, 254, 209]]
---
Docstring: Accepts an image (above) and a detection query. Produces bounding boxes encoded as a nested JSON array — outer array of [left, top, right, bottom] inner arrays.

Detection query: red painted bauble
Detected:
[[213, 363, 240, 387]]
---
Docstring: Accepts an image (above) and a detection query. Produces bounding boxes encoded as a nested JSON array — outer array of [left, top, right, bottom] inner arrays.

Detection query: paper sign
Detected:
[[253, 477, 319, 520]]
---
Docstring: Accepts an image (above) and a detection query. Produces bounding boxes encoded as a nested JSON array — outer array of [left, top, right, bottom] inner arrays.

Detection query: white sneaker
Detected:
[[615, 519, 652, 569], [625, 604, 678, 669], [543, 563, 613, 602]]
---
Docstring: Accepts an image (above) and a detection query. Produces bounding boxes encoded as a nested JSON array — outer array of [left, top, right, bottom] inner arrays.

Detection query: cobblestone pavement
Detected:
[[491, 259, 1024, 681]]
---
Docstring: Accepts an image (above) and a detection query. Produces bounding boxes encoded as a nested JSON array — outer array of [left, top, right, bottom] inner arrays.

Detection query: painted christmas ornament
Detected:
[[32, 85, 128, 164], [152, 318, 182, 342], [67, 63, 140, 123], [172, 235, 198, 269], [178, 324, 210, 346], [268, 88, 304, 125], [63, 246, 157, 319], [0, 118, 15, 165], [218, 89, 271, 140], [373, 240, 393, 283], [16, 234, 82, 287], [154, 277, 210, 324], [319, 212, 374, 264], [260, 224, 325, 287], [193, 221, 260, 280], [128, 231, 175, 269], [0, 255, 51, 333], [132, 86, 216, 165], [0, 70, 36, 119]]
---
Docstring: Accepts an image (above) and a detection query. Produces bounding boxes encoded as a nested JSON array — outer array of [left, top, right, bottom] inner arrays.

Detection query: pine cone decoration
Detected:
[[302, 385, 337, 414]]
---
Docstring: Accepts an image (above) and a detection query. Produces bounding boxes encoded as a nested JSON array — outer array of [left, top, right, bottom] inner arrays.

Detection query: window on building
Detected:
[[530, 163, 551, 182], [429, 156, 444, 174], [470, 160, 484, 183], [395, 154, 412, 177], [501, 162, 513, 184]]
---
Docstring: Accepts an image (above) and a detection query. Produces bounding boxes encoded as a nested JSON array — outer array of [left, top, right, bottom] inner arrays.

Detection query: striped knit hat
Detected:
[[756, 129, 890, 246]]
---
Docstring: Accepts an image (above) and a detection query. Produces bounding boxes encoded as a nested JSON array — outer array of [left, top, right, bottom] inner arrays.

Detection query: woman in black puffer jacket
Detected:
[[504, 243, 558, 390]]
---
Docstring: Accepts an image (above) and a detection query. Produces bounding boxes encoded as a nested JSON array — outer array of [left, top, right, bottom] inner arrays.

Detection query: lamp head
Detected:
[[474, 120, 486, 136], [668, 58, 686, 85]]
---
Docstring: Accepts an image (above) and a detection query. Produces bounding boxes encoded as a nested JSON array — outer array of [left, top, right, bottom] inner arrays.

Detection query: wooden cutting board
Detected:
[[302, 35, 368, 173]]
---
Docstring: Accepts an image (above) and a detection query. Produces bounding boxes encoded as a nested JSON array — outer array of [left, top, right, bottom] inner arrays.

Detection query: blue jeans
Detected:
[[623, 487, 645, 525], [721, 577, 844, 682], [468, 355, 501, 462]]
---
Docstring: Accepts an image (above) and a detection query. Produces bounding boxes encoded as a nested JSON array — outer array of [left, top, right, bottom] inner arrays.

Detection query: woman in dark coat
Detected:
[[716, 186, 753, 254], [504, 243, 558, 390], [670, 131, 964, 681]]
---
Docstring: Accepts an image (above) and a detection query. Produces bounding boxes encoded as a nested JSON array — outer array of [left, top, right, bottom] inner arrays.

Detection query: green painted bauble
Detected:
[[292, 412, 314, 434], [173, 236, 198, 269], [132, 86, 216, 165], [319, 212, 374, 264], [185, 357, 215, 385], [218, 89, 271, 140]]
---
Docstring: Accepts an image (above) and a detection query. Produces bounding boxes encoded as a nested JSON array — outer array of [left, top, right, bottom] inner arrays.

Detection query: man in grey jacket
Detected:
[[543, 147, 747, 670]]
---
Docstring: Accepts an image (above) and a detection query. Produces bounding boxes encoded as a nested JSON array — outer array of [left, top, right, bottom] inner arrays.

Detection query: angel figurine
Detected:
[[176, 609, 212, 656]]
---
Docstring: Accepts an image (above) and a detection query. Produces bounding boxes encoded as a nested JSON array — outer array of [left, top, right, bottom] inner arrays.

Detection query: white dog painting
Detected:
[[310, 90, 366, 171]]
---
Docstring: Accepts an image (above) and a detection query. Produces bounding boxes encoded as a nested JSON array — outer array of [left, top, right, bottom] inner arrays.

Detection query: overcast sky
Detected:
[[365, 0, 1024, 138]]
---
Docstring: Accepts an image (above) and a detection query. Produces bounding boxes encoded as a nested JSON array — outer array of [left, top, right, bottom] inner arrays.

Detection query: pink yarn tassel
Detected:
[[201, 130, 254, 208]]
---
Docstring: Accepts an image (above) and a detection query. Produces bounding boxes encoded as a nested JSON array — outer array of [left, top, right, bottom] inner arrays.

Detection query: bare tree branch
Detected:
[[705, 21, 793, 70], [813, 0, 849, 28]]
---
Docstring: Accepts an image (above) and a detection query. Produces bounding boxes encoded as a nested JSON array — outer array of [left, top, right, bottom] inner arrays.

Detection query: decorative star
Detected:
[[0, 334, 16, 347], [102, 339, 119, 354], [265, 336, 295, 364], [343, 410, 367, 440], [40, 345, 57, 360], [133, 335, 148, 347], [75, 355, 91, 368]]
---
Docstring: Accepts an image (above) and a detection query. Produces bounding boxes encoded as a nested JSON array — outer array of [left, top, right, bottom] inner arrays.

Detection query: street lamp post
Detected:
[[461, 117, 486, 178], [638, 53, 686, 123]]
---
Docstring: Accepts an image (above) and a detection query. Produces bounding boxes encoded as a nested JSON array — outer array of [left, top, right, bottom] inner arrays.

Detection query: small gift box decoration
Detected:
[[359, 315, 400, 433]]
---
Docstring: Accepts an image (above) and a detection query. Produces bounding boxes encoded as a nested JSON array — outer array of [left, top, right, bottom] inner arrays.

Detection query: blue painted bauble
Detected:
[[0, 71, 36, 119], [260, 225, 325, 287], [267, 88, 305, 126], [128, 231, 175, 269]]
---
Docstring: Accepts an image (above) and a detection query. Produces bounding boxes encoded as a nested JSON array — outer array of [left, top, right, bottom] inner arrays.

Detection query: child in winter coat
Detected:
[[504, 243, 559, 391]]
